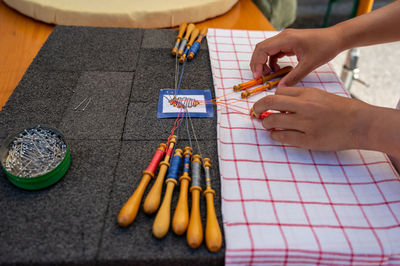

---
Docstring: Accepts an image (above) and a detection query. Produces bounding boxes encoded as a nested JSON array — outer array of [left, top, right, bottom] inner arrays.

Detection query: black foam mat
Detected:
[[0, 26, 223, 265]]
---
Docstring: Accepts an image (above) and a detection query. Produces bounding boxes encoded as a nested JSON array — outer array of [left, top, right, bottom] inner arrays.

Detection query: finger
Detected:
[[262, 64, 272, 76], [278, 60, 314, 88], [250, 44, 269, 79], [252, 94, 301, 116], [250, 38, 285, 79], [262, 113, 304, 131], [268, 52, 285, 72], [275, 86, 303, 97], [270, 130, 308, 147]]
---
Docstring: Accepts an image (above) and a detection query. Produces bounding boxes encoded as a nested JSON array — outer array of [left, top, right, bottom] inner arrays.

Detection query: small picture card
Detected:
[[157, 89, 214, 119]]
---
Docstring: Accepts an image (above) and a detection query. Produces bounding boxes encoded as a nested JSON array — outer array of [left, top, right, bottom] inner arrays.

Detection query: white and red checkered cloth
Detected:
[[207, 28, 400, 265]]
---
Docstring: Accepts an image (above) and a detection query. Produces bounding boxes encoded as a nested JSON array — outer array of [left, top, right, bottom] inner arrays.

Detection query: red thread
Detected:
[[166, 147, 174, 157], [144, 148, 166, 174], [260, 111, 272, 120]]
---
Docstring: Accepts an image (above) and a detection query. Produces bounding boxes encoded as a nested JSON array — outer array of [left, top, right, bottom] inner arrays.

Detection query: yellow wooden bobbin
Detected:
[[241, 79, 281, 99], [117, 143, 166, 227], [187, 154, 203, 248], [171, 22, 187, 56], [143, 135, 177, 215], [233, 65, 293, 92], [153, 148, 183, 238], [172, 146, 192, 235], [178, 23, 195, 57], [203, 158, 222, 252], [180, 28, 199, 63]]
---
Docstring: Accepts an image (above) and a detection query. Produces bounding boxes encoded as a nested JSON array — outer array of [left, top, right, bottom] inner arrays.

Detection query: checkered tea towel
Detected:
[[207, 28, 400, 265]]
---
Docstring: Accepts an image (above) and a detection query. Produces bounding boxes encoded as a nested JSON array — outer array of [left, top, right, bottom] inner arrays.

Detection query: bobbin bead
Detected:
[[192, 154, 202, 163], [203, 158, 211, 168]]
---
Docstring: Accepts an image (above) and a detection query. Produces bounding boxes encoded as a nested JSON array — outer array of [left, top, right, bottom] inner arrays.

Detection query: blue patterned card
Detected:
[[157, 89, 214, 118]]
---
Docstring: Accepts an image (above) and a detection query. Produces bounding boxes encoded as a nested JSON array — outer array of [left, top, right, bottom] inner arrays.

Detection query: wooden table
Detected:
[[0, 0, 274, 110]]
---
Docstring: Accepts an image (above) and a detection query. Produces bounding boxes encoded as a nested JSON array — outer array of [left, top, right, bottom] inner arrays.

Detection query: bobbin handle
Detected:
[[143, 161, 169, 214], [177, 22, 187, 41], [241, 84, 269, 99], [178, 23, 195, 57], [187, 187, 203, 248], [262, 65, 293, 82], [188, 28, 207, 60], [152, 148, 182, 237], [187, 28, 199, 48], [203, 158, 222, 252], [153, 180, 176, 238], [118, 174, 152, 227], [267, 79, 280, 89], [117, 143, 166, 227], [172, 23, 188, 55], [204, 188, 222, 252], [172, 147, 192, 235], [199, 27, 208, 37], [172, 177, 190, 235], [183, 23, 195, 40], [143, 136, 177, 214], [187, 154, 203, 248]]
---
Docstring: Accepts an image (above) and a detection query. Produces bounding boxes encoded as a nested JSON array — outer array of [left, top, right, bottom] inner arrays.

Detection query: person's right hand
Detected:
[[250, 27, 344, 88]]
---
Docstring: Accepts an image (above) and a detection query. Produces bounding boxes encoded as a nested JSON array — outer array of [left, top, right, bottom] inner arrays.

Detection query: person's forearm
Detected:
[[332, 0, 400, 51], [359, 106, 400, 158]]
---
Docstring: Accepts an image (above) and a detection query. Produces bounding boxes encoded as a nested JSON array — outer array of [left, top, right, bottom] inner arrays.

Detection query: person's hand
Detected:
[[250, 28, 344, 88], [252, 87, 373, 151]]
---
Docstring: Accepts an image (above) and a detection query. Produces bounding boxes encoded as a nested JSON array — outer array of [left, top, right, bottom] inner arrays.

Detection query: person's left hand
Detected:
[[252, 86, 373, 151]]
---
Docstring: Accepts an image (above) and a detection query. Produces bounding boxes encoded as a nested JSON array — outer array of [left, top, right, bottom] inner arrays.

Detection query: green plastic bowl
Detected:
[[0, 126, 71, 190]]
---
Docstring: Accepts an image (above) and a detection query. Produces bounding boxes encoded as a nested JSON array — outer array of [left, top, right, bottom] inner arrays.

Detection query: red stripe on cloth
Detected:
[[216, 29, 256, 264]]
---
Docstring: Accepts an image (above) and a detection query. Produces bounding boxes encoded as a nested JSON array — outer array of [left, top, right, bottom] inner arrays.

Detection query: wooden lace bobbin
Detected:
[[233, 65, 293, 92], [171, 22, 187, 56], [153, 148, 183, 238], [180, 28, 199, 63], [172, 146, 192, 235], [143, 135, 177, 215], [187, 154, 203, 248], [241, 78, 280, 99], [118, 143, 167, 227], [203, 158, 222, 252], [188, 27, 208, 60], [178, 23, 195, 57]]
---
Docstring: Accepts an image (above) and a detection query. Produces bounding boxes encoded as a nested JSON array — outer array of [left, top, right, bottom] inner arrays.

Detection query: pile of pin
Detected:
[[171, 23, 208, 64], [3, 126, 67, 178]]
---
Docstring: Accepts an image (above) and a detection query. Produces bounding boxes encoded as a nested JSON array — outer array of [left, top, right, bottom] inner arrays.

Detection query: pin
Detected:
[[4, 126, 67, 178], [74, 97, 92, 111]]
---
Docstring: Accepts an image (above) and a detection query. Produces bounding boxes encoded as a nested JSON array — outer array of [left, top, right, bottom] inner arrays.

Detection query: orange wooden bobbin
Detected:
[[118, 143, 167, 227], [233, 65, 293, 92], [172, 146, 192, 235], [143, 135, 177, 215]]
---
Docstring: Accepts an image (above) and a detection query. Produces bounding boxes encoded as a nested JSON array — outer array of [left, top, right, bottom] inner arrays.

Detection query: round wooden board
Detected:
[[4, 0, 238, 28]]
